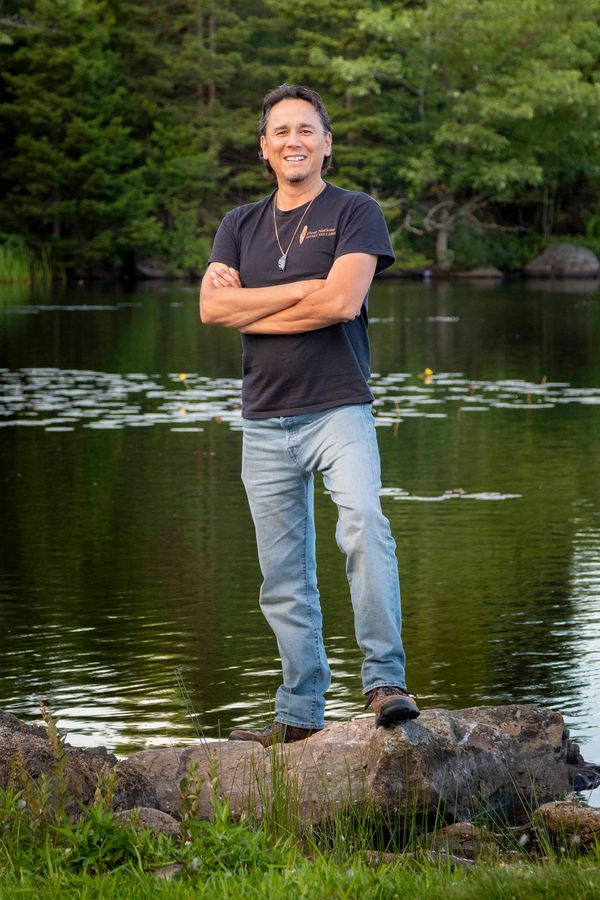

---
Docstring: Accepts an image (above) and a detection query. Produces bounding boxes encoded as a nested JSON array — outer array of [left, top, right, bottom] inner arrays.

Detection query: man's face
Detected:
[[260, 98, 332, 187]]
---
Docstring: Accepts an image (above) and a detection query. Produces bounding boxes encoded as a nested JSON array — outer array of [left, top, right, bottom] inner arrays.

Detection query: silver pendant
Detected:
[[278, 255, 287, 271]]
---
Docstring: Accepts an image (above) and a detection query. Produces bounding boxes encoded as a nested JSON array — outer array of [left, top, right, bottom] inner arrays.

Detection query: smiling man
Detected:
[[199, 84, 419, 746]]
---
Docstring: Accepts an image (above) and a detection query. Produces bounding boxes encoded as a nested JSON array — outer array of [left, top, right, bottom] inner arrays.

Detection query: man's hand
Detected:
[[209, 265, 242, 289], [209, 266, 324, 300]]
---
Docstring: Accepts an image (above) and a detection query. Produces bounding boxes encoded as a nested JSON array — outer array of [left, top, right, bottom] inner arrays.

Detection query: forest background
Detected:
[[1, 0, 600, 280]]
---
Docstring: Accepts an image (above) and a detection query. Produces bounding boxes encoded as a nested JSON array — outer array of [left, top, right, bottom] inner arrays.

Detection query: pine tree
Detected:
[[0, 0, 157, 274]]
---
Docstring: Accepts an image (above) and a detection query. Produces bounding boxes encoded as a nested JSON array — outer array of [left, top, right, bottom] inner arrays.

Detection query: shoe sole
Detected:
[[228, 730, 275, 746], [376, 702, 421, 727], [228, 727, 322, 746]]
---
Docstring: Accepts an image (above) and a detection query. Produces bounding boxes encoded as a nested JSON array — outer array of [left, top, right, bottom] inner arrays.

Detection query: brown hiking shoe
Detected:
[[365, 686, 420, 727], [228, 721, 322, 748]]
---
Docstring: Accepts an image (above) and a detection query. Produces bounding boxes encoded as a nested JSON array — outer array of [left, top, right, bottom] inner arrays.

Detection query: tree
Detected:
[[0, 0, 159, 273], [2, 0, 600, 274], [321, 0, 600, 267]]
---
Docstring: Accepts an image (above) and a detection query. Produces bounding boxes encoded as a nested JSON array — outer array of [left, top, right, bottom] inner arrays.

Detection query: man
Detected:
[[200, 84, 419, 746]]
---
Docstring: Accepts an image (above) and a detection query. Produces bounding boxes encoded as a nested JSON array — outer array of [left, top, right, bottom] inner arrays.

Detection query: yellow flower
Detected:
[[178, 372, 187, 382], [424, 367, 433, 376]]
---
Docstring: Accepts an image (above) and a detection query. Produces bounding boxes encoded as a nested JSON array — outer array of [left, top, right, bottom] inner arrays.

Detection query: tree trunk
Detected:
[[208, 15, 216, 103], [435, 207, 451, 270], [196, 15, 205, 114]]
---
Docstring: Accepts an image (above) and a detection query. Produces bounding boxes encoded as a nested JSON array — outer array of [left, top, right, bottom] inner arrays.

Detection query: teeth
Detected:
[[285, 156, 305, 161]]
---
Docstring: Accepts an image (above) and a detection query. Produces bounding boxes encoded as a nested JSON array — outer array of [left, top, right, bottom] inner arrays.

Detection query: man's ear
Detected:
[[260, 134, 268, 161]]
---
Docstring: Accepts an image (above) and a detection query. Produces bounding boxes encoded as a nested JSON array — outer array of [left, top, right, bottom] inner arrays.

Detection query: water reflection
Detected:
[[0, 281, 599, 784]]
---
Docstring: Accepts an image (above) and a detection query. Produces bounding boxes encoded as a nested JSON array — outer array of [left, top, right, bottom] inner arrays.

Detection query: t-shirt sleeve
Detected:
[[208, 211, 240, 269], [334, 195, 395, 274]]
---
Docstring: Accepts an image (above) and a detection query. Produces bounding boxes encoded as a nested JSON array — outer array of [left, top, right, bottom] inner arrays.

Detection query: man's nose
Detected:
[[285, 131, 302, 147]]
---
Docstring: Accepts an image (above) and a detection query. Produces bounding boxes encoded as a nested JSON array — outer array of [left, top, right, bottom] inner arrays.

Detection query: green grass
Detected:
[[0, 237, 52, 283], [1, 774, 599, 900], [0, 854, 600, 899]]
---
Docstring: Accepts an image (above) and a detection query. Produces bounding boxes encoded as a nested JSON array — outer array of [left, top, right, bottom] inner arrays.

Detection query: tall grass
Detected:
[[0, 236, 52, 283]]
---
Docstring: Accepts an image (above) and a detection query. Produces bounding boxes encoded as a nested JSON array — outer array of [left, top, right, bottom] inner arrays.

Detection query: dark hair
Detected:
[[259, 83, 333, 177]]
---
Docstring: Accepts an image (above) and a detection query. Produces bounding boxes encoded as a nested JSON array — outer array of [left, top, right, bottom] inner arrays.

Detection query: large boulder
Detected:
[[118, 705, 599, 826], [0, 710, 116, 815], [2, 705, 597, 829], [524, 243, 600, 278]]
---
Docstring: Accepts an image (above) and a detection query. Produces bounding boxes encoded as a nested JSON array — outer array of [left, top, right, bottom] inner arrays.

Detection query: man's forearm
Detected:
[[240, 253, 376, 335], [240, 285, 355, 335], [200, 280, 309, 329]]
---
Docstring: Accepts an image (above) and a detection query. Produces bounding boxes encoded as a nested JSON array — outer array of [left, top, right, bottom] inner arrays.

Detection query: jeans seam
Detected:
[[359, 405, 404, 689], [303, 476, 319, 726]]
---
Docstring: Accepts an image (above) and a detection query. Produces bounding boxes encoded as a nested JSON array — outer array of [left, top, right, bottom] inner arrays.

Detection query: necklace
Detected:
[[272, 183, 325, 271]]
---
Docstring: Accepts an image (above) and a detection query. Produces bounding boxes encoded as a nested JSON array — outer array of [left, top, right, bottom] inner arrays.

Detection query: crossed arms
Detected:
[[199, 252, 377, 334]]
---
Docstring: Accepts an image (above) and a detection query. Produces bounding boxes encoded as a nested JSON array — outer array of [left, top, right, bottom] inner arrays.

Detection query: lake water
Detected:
[[1, 277, 599, 800]]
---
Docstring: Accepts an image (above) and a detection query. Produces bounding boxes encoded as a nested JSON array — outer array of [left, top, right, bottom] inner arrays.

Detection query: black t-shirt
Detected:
[[208, 182, 394, 418]]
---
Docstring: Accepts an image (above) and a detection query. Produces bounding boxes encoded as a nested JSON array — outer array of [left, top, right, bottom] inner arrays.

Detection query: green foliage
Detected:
[[0, 240, 30, 282], [449, 225, 544, 271], [1, 0, 600, 273], [0, 233, 51, 282]]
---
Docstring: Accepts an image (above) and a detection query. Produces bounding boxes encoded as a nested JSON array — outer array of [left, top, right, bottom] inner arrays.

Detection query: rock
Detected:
[[411, 849, 477, 870], [421, 822, 499, 859], [532, 800, 600, 850], [524, 243, 600, 278], [118, 740, 266, 819], [111, 761, 160, 812], [3, 705, 597, 831], [452, 266, 504, 280], [119, 705, 589, 826], [135, 259, 177, 280], [363, 848, 475, 871], [114, 806, 181, 838], [0, 710, 116, 817], [362, 849, 401, 866], [154, 863, 185, 880], [135, 258, 180, 281], [134, 259, 201, 280], [565, 739, 600, 791], [361, 705, 571, 824]]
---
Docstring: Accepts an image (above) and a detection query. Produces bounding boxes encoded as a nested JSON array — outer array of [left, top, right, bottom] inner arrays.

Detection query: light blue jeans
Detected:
[[241, 403, 406, 729]]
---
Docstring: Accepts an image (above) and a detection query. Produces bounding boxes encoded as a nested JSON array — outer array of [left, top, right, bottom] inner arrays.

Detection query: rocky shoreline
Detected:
[[2, 704, 599, 851]]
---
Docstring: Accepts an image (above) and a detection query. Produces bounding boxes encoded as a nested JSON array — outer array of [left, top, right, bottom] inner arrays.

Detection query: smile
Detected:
[[284, 156, 306, 162]]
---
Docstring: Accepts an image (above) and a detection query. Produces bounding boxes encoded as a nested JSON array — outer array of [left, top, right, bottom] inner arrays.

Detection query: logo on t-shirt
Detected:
[[298, 225, 337, 244]]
